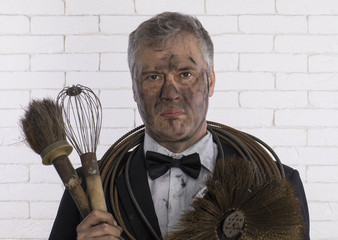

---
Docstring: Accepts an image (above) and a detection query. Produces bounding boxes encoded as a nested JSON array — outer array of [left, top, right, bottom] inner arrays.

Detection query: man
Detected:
[[50, 12, 310, 240]]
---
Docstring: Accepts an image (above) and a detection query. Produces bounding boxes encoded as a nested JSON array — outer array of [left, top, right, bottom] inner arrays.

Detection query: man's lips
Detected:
[[160, 109, 185, 118]]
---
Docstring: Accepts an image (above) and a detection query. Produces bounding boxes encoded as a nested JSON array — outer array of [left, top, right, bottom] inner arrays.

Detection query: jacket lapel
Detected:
[[116, 144, 162, 239]]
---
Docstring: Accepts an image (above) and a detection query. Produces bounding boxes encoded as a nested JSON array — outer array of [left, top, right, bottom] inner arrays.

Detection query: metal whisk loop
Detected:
[[57, 84, 102, 155], [57, 84, 107, 212]]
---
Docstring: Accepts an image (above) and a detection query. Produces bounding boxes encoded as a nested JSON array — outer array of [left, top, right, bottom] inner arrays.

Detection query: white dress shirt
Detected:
[[143, 131, 218, 238]]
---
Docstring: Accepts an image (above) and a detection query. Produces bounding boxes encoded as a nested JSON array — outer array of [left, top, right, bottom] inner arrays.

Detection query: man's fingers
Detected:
[[76, 210, 122, 239], [77, 223, 122, 239], [77, 210, 117, 230]]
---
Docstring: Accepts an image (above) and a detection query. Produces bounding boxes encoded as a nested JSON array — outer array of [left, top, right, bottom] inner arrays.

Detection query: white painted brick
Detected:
[[100, 127, 134, 145], [136, 0, 204, 14], [309, 16, 338, 34], [100, 16, 149, 34], [102, 109, 135, 128], [308, 166, 338, 183], [276, 73, 338, 90], [304, 183, 338, 201], [66, 72, 132, 89], [209, 91, 238, 109], [206, 0, 275, 14], [197, 16, 238, 35], [0, 36, 63, 54], [135, 109, 143, 126], [97, 145, 111, 160], [32, 16, 98, 35], [275, 109, 338, 127], [241, 128, 307, 147], [30, 202, 59, 219], [0, 16, 29, 34], [0, 73, 65, 89], [275, 35, 338, 53], [0, 55, 29, 71], [308, 128, 338, 146], [0, 202, 29, 218], [30, 164, 62, 183], [31, 89, 63, 99], [207, 109, 273, 128], [275, 147, 338, 166], [214, 53, 238, 71], [101, 53, 129, 71], [66, 35, 128, 53], [309, 91, 338, 108], [0, 164, 29, 183], [100, 90, 136, 108], [66, 0, 134, 14], [311, 221, 338, 239], [0, 183, 63, 201], [240, 54, 307, 72], [0, 127, 22, 146], [212, 34, 273, 53], [277, 0, 338, 14], [31, 54, 99, 71], [0, 146, 37, 164], [309, 55, 338, 72], [0, 219, 54, 239], [308, 202, 338, 221], [239, 16, 307, 34], [0, 0, 64, 15], [215, 72, 275, 90], [0, 91, 29, 109], [240, 91, 308, 108]]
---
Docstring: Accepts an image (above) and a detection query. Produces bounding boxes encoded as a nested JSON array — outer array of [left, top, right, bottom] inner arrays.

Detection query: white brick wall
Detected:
[[1, 1, 337, 239]]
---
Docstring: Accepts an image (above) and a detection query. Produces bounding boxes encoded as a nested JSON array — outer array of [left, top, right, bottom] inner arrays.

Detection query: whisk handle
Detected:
[[81, 152, 107, 212], [53, 155, 92, 218]]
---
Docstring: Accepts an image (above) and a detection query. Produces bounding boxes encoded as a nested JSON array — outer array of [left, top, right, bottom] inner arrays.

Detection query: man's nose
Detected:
[[160, 76, 181, 101]]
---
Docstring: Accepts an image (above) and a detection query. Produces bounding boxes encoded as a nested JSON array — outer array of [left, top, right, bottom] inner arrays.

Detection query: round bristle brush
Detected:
[[57, 84, 107, 212], [20, 98, 91, 218], [167, 156, 305, 240]]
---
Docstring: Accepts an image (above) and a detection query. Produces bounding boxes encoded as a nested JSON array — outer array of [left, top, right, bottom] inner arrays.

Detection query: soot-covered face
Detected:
[[132, 33, 215, 152]]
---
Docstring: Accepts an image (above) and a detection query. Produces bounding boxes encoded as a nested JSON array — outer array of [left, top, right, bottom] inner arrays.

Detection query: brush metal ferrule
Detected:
[[40, 140, 73, 165], [80, 152, 100, 177]]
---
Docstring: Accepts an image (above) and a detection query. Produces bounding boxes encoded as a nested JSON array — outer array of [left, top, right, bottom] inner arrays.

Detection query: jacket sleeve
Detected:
[[49, 188, 82, 240], [284, 165, 310, 240]]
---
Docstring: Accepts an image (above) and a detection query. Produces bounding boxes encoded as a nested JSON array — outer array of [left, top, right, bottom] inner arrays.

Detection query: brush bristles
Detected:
[[168, 156, 305, 240], [20, 98, 66, 154]]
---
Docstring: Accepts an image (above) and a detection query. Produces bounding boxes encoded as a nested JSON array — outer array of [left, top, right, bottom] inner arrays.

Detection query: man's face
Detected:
[[132, 33, 215, 150]]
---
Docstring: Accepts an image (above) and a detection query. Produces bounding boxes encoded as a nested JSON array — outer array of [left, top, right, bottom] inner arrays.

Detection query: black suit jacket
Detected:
[[49, 141, 310, 240]]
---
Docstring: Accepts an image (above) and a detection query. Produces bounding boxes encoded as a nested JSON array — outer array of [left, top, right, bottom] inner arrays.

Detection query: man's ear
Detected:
[[208, 66, 216, 97]]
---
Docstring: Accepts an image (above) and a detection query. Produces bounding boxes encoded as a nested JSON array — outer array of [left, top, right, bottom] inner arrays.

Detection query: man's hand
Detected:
[[76, 210, 123, 240]]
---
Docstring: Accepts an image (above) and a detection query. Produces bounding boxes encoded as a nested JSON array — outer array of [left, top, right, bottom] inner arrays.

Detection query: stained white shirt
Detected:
[[143, 131, 218, 238]]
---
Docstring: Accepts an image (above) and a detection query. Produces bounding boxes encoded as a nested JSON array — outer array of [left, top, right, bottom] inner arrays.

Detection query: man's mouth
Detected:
[[160, 109, 185, 118]]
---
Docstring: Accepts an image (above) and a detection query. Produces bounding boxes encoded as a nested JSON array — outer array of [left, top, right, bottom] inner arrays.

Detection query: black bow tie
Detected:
[[145, 151, 201, 180]]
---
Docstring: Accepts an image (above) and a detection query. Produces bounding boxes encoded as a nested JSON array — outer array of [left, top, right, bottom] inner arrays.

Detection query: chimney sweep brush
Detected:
[[20, 98, 91, 218]]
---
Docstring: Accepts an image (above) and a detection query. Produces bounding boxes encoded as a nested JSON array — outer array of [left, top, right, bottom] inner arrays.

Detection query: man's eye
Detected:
[[180, 72, 191, 78], [148, 75, 160, 81]]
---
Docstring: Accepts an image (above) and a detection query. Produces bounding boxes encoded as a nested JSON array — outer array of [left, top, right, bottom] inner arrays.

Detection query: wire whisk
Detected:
[[57, 84, 102, 155], [57, 84, 107, 212]]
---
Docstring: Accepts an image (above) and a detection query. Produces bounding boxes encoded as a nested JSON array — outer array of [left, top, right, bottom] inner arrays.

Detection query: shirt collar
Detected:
[[143, 131, 218, 173]]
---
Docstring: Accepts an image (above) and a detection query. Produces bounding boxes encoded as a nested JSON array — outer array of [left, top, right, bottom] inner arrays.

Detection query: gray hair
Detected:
[[128, 12, 214, 79]]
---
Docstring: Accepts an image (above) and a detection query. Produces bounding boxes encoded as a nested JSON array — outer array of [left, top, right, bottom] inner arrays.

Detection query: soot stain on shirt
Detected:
[[163, 198, 169, 209], [181, 178, 186, 188]]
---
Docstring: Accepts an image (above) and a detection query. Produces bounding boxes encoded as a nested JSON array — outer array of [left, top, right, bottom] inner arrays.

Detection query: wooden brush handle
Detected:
[[81, 152, 107, 211], [53, 155, 92, 218]]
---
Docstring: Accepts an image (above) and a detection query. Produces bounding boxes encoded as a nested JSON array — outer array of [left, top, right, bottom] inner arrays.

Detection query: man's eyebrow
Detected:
[[140, 70, 161, 76]]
